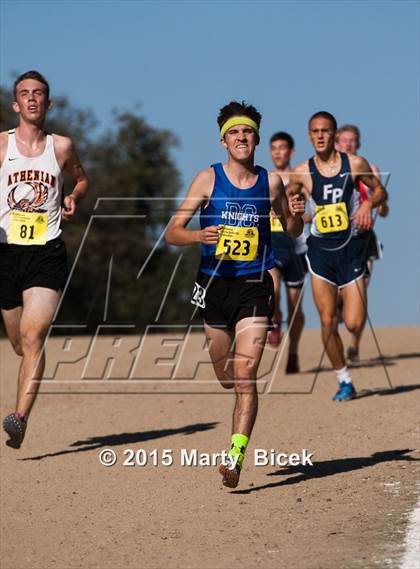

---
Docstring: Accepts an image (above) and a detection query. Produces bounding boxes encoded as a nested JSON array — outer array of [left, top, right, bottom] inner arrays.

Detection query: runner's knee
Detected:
[[319, 312, 338, 333], [215, 370, 234, 389], [11, 340, 23, 357], [345, 317, 364, 335], [233, 367, 257, 392], [20, 328, 45, 353]]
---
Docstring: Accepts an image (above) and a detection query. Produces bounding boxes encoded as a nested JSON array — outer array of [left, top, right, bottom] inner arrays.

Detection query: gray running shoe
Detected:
[[219, 455, 242, 488], [3, 413, 27, 449], [347, 346, 359, 363]]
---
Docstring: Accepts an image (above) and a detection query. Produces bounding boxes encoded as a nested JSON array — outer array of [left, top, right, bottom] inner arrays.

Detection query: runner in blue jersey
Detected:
[[165, 101, 304, 487], [289, 112, 387, 402], [267, 132, 308, 374]]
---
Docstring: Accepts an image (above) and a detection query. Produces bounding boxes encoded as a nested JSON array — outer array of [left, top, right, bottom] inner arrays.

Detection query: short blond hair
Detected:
[[336, 124, 360, 148]]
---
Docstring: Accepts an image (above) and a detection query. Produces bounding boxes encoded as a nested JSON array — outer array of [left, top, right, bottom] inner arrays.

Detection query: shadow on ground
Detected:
[[305, 351, 420, 374], [20, 421, 218, 461], [233, 449, 419, 495], [354, 384, 420, 399]]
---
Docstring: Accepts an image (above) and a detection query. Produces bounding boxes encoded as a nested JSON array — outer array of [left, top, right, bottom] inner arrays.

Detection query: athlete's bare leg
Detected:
[[348, 269, 371, 357], [286, 286, 305, 354], [1, 306, 23, 356], [341, 279, 367, 357], [231, 316, 268, 436], [284, 285, 305, 373], [365, 259, 374, 288], [311, 276, 345, 370], [15, 287, 60, 418], [204, 323, 235, 389], [267, 267, 282, 347], [216, 316, 269, 487], [268, 267, 282, 326]]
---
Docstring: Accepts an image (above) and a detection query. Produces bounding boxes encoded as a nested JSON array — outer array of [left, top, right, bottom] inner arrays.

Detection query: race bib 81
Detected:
[[8, 211, 48, 245]]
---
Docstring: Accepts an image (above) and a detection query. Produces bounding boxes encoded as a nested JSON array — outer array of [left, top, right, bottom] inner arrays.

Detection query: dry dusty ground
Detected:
[[1, 325, 419, 569]]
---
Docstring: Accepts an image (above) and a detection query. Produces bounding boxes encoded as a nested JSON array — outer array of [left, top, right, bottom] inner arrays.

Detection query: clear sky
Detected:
[[1, 0, 419, 328]]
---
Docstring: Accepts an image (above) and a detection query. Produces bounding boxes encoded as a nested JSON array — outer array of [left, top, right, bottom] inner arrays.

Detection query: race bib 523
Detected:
[[215, 225, 259, 261]]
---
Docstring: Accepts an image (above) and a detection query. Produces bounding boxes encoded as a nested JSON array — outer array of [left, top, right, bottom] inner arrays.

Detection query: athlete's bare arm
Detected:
[[165, 168, 219, 246], [370, 163, 380, 179], [350, 154, 387, 230], [378, 202, 389, 218], [0, 131, 9, 166], [370, 163, 390, 218], [269, 171, 304, 237], [288, 160, 312, 196], [53, 135, 88, 221]]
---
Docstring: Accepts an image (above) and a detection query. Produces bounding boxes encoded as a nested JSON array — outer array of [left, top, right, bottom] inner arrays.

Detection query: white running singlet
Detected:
[[0, 130, 64, 244]]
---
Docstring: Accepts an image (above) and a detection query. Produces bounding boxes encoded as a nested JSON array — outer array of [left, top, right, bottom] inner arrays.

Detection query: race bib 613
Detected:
[[315, 202, 349, 234]]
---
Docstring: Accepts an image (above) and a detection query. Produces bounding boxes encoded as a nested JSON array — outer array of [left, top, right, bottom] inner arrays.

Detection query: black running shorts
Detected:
[[191, 271, 274, 330], [0, 238, 68, 309], [365, 230, 383, 261]]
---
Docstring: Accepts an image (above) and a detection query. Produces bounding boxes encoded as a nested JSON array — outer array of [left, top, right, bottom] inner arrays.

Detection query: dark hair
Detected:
[[270, 131, 295, 149], [308, 111, 337, 131], [336, 124, 361, 148], [217, 100, 262, 133], [13, 70, 50, 100]]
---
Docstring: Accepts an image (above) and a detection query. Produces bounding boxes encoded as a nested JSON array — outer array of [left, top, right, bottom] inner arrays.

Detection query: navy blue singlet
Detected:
[[309, 152, 357, 242]]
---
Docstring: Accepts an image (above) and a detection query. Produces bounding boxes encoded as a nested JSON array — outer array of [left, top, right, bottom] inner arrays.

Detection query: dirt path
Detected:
[[1, 326, 419, 569]]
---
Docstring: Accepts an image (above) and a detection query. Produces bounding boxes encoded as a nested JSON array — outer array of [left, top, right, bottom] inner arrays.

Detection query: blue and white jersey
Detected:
[[199, 163, 274, 277]]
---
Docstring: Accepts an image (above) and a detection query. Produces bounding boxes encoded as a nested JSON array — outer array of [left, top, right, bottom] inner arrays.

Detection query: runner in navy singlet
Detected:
[[288, 112, 387, 402]]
